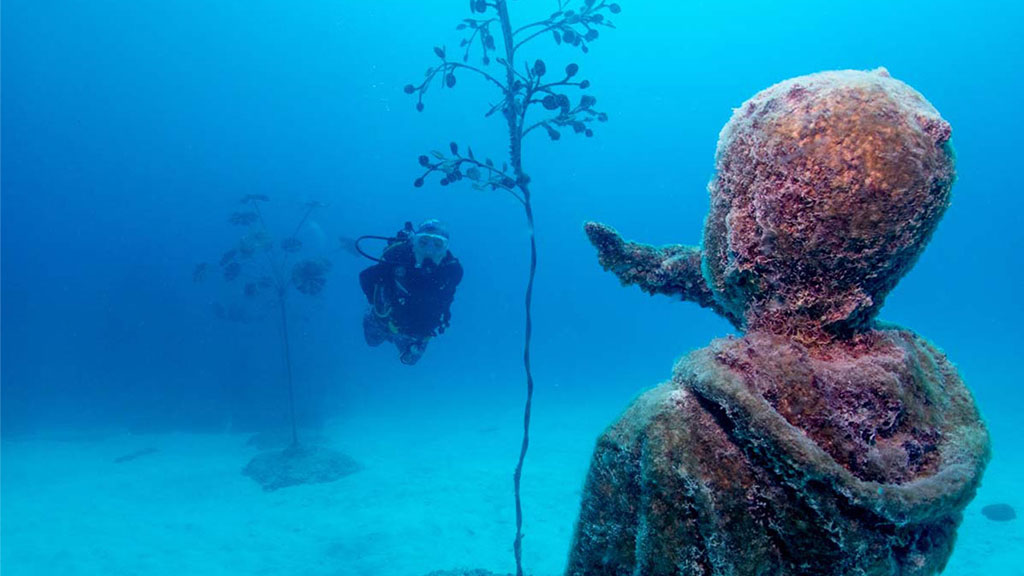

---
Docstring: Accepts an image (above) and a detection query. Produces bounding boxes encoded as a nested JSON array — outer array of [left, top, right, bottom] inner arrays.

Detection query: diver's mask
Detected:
[[412, 232, 449, 268]]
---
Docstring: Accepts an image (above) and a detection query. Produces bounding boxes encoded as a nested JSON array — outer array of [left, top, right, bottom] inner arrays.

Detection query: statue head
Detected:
[[701, 68, 955, 341]]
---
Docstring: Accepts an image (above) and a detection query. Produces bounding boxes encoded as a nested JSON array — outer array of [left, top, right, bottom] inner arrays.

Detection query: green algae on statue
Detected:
[[568, 69, 990, 575]]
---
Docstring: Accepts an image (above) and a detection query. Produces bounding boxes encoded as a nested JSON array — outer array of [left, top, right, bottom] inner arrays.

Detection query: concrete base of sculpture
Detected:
[[243, 443, 360, 492]]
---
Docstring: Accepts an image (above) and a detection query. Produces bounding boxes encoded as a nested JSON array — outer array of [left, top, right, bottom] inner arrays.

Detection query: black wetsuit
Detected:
[[359, 240, 463, 339]]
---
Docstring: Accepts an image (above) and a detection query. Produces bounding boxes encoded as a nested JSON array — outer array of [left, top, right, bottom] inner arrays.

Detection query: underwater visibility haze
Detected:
[[2, 1, 1023, 575]]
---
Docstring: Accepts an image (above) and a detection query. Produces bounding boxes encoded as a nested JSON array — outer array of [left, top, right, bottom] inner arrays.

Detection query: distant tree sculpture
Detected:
[[195, 196, 358, 491], [403, 1, 621, 573]]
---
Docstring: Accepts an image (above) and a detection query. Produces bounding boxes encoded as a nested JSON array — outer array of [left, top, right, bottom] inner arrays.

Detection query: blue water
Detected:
[[3, 1, 1022, 574]]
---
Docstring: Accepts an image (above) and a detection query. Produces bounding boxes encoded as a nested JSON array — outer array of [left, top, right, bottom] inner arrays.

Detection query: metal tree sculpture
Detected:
[[196, 195, 330, 447], [403, 1, 621, 574]]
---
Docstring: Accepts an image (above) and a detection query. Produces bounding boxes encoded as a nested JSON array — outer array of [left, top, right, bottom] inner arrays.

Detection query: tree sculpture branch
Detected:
[[403, 2, 621, 574]]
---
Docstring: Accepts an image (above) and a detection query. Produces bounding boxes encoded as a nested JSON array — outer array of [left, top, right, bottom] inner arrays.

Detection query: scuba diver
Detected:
[[358, 220, 463, 365]]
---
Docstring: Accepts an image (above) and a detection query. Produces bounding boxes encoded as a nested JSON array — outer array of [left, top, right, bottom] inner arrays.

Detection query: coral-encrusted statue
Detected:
[[567, 69, 990, 576]]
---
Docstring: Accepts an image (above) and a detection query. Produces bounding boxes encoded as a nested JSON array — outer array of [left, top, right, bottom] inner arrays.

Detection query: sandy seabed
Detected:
[[2, 394, 1021, 576]]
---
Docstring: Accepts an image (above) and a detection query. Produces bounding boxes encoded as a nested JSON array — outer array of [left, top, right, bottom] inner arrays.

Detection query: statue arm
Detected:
[[584, 221, 722, 313]]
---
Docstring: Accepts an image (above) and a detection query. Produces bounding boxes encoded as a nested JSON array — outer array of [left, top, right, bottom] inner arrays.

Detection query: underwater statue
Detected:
[[566, 68, 990, 575]]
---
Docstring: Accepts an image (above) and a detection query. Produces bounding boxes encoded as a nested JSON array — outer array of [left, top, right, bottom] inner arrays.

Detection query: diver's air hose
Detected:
[[358, 234, 400, 318], [354, 235, 395, 263]]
